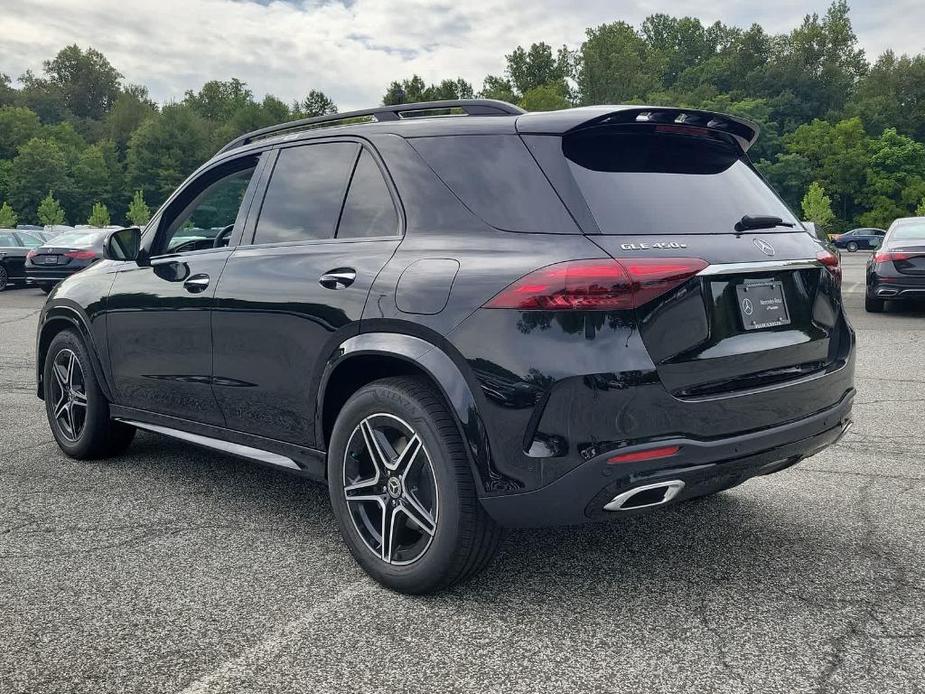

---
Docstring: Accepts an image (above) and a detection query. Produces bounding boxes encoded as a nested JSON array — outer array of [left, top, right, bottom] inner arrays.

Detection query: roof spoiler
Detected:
[[516, 106, 760, 152]]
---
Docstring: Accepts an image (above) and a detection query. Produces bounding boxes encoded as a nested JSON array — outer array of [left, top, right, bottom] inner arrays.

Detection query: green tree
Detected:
[[126, 189, 151, 226], [184, 78, 252, 121], [505, 43, 572, 96], [87, 201, 110, 226], [72, 143, 113, 221], [916, 198, 925, 216], [297, 90, 337, 117], [42, 45, 123, 120], [126, 103, 211, 206], [578, 22, 665, 104], [381, 75, 473, 105], [0, 201, 17, 227], [107, 86, 157, 150], [8, 139, 71, 222], [520, 83, 571, 111], [0, 106, 42, 159], [802, 182, 836, 231], [37, 192, 67, 226], [480, 75, 517, 103]]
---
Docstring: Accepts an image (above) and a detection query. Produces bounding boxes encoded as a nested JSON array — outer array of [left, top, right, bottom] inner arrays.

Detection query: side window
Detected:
[[156, 155, 259, 255], [337, 150, 399, 238], [0, 232, 20, 247], [253, 142, 358, 245]]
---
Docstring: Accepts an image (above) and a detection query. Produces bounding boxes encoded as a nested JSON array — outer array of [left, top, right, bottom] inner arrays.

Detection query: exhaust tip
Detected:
[[604, 480, 685, 512], [877, 288, 898, 296]]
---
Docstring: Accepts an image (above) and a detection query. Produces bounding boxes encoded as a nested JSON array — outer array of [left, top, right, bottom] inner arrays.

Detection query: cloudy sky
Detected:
[[2, 0, 924, 110]]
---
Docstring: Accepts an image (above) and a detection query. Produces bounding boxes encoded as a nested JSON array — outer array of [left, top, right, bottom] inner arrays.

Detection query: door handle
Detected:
[[319, 269, 356, 289], [183, 274, 210, 293]]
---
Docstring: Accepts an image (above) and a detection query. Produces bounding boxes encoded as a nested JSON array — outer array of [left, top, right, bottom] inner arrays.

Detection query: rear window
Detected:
[[891, 221, 925, 241], [563, 125, 799, 235], [49, 231, 104, 248], [409, 135, 578, 233]]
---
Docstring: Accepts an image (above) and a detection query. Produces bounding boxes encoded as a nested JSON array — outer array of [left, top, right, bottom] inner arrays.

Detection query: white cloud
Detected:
[[1, 0, 923, 110]]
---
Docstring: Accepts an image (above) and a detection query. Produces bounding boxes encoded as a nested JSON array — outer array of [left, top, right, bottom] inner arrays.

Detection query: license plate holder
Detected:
[[736, 280, 790, 330], [42, 255, 59, 265]]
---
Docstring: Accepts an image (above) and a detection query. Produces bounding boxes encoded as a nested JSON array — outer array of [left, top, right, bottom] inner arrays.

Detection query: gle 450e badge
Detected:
[[620, 241, 688, 250]]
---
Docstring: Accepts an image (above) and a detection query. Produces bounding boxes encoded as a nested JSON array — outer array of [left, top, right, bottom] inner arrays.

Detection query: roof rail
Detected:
[[216, 99, 525, 154]]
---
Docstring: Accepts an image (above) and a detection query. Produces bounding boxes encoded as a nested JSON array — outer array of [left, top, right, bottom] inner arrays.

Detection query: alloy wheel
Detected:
[[50, 348, 88, 442], [342, 413, 439, 565]]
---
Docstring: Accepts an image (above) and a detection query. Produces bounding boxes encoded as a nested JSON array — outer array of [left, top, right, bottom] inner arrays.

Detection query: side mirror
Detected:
[[103, 227, 147, 265]]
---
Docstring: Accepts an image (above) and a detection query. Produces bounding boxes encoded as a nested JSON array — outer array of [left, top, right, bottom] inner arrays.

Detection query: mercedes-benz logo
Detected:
[[742, 297, 754, 316], [753, 238, 775, 256], [386, 476, 402, 499]]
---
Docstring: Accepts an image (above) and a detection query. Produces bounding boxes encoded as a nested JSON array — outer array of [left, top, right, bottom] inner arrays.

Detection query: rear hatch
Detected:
[[547, 116, 847, 399]]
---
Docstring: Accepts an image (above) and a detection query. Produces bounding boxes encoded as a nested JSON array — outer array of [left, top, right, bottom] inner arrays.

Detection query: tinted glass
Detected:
[[563, 125, 799, 235], [0, 232, 20, 247], [891, 222, 925, 241], [254, 143, 358, 244], [15, 231, 43, 247], [409, 135, 577, 233], [337, 150, 399, 238], [161, 159, 257, 254], [43, 231, 105, 247]]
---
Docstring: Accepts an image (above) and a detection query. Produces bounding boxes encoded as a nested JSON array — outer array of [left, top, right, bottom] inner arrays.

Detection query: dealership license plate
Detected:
[[736, 280, 790, 330], [42, 255, 59, 265]]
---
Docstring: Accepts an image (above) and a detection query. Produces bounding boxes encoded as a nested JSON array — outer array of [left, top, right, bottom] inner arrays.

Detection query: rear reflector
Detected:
[[483, 257, 708, 311], [607, 445, 680, 464]]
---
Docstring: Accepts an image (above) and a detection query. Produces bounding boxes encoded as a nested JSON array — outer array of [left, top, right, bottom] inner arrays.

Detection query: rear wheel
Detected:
[[43, 330, 135, 459], [865, 295, 885, 313], [846, 241, 859, 252], [328, 376, 503, 594]]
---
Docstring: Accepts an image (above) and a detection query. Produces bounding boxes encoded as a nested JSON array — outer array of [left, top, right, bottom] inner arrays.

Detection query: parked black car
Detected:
[[35, 100, 856, 593], [26, 229, 108, 293], [833, 227, 885, 252], [0, 230, 43, 290], [865, 217, 925, 312]]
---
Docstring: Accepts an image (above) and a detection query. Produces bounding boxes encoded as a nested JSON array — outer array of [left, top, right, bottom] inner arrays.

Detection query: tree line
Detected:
[[1, 0, 924, 232]]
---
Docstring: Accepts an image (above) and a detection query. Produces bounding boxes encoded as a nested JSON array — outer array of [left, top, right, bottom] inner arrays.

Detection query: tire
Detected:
[[865, 295, 885, 313], [43, 329, 135, 459], [846, 241, 858, 252], [40, 284, 54, 294], [0, 265, 8, 291], [328, 376, 504, 594]]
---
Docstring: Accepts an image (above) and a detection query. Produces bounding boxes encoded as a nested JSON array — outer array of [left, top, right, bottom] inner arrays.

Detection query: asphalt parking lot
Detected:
[[0, 252, 922, 694]]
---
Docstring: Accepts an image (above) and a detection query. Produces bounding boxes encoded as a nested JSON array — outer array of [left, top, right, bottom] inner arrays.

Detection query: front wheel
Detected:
[[328, 376, 503, 594], [43, 330, 136, 459]]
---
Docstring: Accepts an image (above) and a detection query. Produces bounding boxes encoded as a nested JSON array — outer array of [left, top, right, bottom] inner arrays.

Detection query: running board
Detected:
[[116, 419, 302, 470]]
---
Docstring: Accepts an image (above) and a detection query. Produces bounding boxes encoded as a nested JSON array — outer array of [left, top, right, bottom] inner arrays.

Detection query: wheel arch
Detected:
[[316, 333, 504, 493], [36, 307, 113, 402]]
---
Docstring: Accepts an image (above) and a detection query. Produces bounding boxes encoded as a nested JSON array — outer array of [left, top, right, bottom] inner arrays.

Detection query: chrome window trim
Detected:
[[697, 259, 823, 276]]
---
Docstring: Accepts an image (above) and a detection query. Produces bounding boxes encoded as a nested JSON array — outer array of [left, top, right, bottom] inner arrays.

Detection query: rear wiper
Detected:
[[735, 215, 796, 233]]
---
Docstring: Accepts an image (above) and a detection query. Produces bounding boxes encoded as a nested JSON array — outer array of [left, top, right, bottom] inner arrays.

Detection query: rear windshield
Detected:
[[891, 221, 925, 241], [48, 231, 105, 248], [563, 125, 798, 235]]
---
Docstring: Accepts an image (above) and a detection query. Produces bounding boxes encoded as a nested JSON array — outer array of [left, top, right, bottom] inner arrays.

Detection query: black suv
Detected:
[[36, 100, 855, 593]]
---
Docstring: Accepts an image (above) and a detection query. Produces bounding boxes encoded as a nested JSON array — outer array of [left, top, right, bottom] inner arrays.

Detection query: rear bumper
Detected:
[[26, 268, 79, 283], [868, 270, 925, 299], [479, 389, 854, 527]]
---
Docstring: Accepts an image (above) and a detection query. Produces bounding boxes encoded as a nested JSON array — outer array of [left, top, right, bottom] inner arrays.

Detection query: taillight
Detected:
[[64, 249, 97, 260], [483, 257, 708, 311], [26, 250, 37, 261], [874, 250, 912, 264], [816, 249, 841, 284], [608, 445, 680, 464]]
